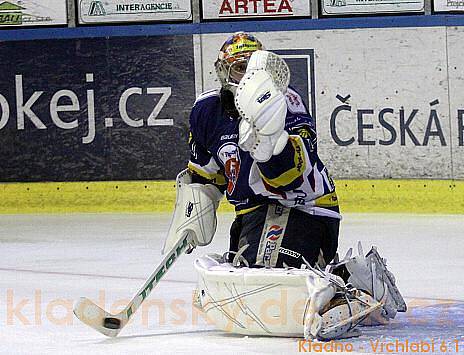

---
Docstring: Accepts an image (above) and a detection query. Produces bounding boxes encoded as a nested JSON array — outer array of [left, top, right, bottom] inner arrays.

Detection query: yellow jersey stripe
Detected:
[[315, 191, 339, 208], [187, 162, 227, 185], [235, 205, 262, 215], [259, 136, 306, 188]]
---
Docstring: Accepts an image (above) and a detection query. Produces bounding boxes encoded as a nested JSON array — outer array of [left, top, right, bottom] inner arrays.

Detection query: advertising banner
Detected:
[[78, 0, 192, 24], [0, 0, 67, 27], [201, 28, 463, 179], [201, 0, 310, 20], [434, 0, 464, 12], [445, 27, 464, 180], [321, 0, 424, 15], [0, 35, 195, 182]]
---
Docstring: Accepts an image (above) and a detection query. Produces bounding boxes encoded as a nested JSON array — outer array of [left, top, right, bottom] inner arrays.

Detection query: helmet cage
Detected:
[[215, 52, 253, 88], [215, 32, 263, 90]]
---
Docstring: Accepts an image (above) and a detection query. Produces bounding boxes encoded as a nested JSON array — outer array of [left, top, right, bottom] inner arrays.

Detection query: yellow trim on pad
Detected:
[[0, 179, 462, 214]]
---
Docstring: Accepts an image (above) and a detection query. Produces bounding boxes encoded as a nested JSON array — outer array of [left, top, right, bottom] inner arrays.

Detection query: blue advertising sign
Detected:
[[0, 35, 195, 181]]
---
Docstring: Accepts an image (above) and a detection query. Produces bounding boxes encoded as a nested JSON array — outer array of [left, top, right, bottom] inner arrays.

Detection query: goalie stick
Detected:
[[73, 231, 191, 337]]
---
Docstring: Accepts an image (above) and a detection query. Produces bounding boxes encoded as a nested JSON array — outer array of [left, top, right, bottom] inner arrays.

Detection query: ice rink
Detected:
[[0, 213, 463, 354]]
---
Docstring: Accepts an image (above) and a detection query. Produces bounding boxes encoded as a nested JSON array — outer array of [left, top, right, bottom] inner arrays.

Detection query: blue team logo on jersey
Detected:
[[218, 142, 241, 195]]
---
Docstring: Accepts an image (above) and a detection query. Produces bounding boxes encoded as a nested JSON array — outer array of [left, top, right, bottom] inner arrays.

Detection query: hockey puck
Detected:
[[103, 317, 121, 329]]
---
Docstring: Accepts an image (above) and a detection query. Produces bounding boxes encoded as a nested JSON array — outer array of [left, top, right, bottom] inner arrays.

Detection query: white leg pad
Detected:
[[193, 255, 382, 340], [162, 170, 223, 254]]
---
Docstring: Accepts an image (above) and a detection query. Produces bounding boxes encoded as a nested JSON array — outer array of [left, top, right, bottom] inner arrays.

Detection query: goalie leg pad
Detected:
[[162, 169, 223, 254], [317, 291, 381, 340], [302, 261, 382, 341], [193, 255, 382, 340]]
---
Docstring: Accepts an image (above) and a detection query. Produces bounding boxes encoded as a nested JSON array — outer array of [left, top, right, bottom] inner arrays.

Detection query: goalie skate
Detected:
[[301, 259, 382, 340], [366, 246, 407, 312], [334, 243, 407, 322]]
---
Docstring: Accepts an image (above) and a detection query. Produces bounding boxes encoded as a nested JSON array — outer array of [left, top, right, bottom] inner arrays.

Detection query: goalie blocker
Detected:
[[193, 244, 406, 340]]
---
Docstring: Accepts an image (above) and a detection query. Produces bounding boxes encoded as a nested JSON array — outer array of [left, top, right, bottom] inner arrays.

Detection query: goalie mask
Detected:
[[215, 32, 263, 93]]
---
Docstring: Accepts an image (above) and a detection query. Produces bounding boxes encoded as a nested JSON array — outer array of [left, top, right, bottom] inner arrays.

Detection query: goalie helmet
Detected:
[[215, 32, 263, 91]]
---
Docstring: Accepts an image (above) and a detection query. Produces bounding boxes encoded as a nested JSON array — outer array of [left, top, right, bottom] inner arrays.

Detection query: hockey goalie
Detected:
[[162, 32, 407, 340]]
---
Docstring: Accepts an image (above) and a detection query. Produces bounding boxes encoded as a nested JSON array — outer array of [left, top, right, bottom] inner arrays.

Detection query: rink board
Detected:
[[200, 27, 464, 180], [0, 19, 464, 215], [0, 179, 462, 214], [0, 20, 464, 183], [0, 35, 193, 182]]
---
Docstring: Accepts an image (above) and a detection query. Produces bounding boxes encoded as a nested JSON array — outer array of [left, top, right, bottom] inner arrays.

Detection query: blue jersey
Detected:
[[188, 87, 341, 219]]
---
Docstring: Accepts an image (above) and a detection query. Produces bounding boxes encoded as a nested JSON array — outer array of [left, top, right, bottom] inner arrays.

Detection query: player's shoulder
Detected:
[[285, 87, 308, 115], [191, 88, 220, 121], [284, 87, 315, 131], [190, 89, 221, 141], [193, 89, 221, 107]]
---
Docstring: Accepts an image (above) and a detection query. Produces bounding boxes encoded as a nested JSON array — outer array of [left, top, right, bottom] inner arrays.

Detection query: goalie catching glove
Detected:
[[162, 169, 223, 255], [235, 50, 290, 162]]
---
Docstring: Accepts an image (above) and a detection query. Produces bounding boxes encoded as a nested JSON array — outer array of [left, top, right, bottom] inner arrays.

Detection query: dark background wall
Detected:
[[0, 35, 194, 182]]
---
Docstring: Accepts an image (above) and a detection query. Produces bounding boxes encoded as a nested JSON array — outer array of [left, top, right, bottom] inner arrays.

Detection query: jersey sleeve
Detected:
[[256, 89, 317, 191], [187, 97, 227, 188], [188, 131, 226, 187]]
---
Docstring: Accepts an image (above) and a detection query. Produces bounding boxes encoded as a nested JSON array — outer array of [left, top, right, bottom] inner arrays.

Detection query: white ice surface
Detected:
[[0, 213, 463, 354]]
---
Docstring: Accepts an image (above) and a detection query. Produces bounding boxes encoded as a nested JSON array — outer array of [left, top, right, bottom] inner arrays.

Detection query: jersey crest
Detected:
[[218, 142, 241, 195]]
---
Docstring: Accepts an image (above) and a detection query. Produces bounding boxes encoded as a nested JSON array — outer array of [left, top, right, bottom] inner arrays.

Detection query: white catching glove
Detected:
[[235, 51, 290, 162]]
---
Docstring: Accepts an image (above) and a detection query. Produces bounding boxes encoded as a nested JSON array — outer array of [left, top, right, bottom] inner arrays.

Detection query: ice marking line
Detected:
[[0, 267, 195, 284], [97, 329, 219, 342], [405, 296, 464, 303]]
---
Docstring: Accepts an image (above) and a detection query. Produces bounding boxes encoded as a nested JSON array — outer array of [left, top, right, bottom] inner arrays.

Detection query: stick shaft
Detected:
[[122, 232, 190, 319], [74, 232, 191, 337]]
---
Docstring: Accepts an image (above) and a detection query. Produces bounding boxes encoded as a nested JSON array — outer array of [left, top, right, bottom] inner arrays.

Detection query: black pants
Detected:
[[229, 204, 340, 268]]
